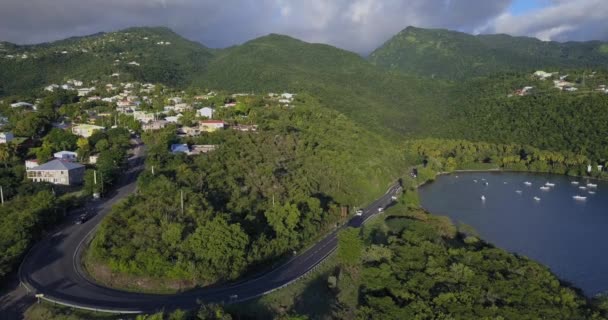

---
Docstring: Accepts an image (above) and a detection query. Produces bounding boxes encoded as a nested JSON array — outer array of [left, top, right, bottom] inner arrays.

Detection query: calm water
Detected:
[[419, 171, 608, 296]]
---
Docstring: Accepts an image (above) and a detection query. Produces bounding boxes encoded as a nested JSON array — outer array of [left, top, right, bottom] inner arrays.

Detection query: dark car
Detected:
[[75, 213, 88, 225]]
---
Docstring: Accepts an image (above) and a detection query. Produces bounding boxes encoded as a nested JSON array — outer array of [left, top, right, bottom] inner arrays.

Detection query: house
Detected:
[[0, 132, 14, 144], [199, 120, 225, 132], [89, 154, 99, 164], [223, 102, 237, 108], [165, 114, 182, 124], [143, 120, 169, 131], [45, 84, 59, 92], [197, 107, 214, 119], [232, 124, 258, 132], [133, 111, 156, 123], [77, 87, 95, 97], [281, 93, 295, 100], [173, 103, 192, 112], [168, 97, 183, 104], [25, 159, 39, 169], [533, 71, 554, 80], [26, 159, 85, 186], [190, 145, 217, 155], [171, 144, 190, 154], [72, 124, 104, 138], [177, 126, 201, 137], [54, 151, 78, 162], [10, 102, 33, 108]]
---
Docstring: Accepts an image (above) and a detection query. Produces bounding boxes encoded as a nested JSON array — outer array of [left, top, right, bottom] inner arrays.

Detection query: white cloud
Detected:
[[0, 0, 605, 53], [483, 0, 608, 42]]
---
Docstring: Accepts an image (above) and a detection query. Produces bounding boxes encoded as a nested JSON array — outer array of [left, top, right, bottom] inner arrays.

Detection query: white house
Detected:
[[25, 159, 39, 169], [197, 107, 214, 119], [54, 151, 78, 162], [168, 97, 183, 104], [0, 132, 14, 144], [10, 102, 33, 108], [77, 87, 95, 97], [26, 159, 85, 186], [165, 114, 182, 124], [89, 154, 100, 164], [533, 71, 554, 80], [133, 111, 156, 123]]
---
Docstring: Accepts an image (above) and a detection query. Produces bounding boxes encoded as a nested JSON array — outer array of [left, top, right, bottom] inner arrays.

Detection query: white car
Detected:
[[377, 207, 384, 212], [356, 209, 363, 216], [391, 196, 397, 200]]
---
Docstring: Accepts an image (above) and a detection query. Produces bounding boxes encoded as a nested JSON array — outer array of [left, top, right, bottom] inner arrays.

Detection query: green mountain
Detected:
[[369, 26, 608, 79], [0, 27, 214, 96], [200, 34, 450, 137]]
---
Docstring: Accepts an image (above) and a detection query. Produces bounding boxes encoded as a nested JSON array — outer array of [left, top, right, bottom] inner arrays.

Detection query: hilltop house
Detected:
[[72, 124, 104, 138], [10, 102, 34, 109], [190, 145, 217, 155], [199, 120, 225, 132], [171, 144, 190, 154], [26, 159, 85, 186], [533, 71, 554, 80], [177, 126, 201, 137], [54, 151, 78, 162], [133, 111, 156, 123], [25, 159, 39, 169], [0, 132, 14, 144]]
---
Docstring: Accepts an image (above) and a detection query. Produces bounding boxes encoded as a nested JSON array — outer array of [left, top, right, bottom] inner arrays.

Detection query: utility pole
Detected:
[[94, 170, 97, 185], [152, 165, 155, 175], [0, 186, 4, 206], [180, 190, 184, 215], [272, 194, 275, 207]]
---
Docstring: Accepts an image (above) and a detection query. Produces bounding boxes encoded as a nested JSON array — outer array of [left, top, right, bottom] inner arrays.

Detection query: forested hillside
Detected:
[[446, 70, 608, 161], [0, 27, 214, 96], [369, 26, 608, 80], [88, 100, 408, 290]]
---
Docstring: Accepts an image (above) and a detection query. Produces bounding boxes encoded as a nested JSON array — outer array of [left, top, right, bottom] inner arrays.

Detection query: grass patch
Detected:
[[227, 254, 340, 319], [24, 302, 126, 320]]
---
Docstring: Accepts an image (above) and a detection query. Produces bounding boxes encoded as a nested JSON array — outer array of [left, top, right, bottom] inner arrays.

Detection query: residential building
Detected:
[[0, 132, 14, 144], [72, 124, 104, 138], [171, 144, 190, 154], [165, 115, 182, 124], [168, 97, 183, 104], [133, 111, 156, 123], [54, 151, 78, 162], [89, 154, 99, 164], [190, 145, 217, 155], [197, 107, 214, 119], [143, 120, 169, 131], [199, 120, 225, 132], [178, 126, 201, 137], [10, 102, 33, 108], [232, 124, 258, 132], [174, 103, 192, 113], [25, 159, 39, 169], [26, 160, 85, 186]]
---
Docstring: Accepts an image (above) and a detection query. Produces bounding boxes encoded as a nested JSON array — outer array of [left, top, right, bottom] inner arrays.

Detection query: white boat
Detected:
[[481, 195, 486, 201], [473, 179, 478, 183], [579, 186, 587, 190], [571, 181, 579, 185], [540, 186, 550, 191], [573, 195, 587, 201], [516, 190, 523, 194], [587, 183, 598, 188], [504, 182, 508, 184], [545, 182, 556, 187], [524, 181, 532, 186], [589, 191, 596, 195], [534, 196, 541, 201], [484, 182, 489, 186]]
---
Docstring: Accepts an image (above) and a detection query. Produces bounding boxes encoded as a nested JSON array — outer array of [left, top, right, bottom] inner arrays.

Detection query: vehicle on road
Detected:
[[377, 207, 384, 212], [75, 213, 88, 225], [356, 209, 363, 216], [391, 195, 397, 200]]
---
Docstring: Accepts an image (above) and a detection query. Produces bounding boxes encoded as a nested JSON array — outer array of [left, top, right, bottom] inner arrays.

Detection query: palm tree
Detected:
[[0, 143, 10, 168]]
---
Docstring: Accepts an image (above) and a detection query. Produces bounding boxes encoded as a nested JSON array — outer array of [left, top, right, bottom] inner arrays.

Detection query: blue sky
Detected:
[[509, 0, 548, 15]]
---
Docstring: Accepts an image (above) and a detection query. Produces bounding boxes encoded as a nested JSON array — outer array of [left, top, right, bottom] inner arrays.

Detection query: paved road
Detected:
[[19, 142, 402, 314]]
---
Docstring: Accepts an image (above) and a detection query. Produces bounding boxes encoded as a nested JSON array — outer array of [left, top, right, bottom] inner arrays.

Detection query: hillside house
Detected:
[[197, 107, 214, 119], [10, 102, 33, 108], [72, 124, 104, 138], [165, 114, 182, 123], [190, 145, 217, 155], [199, 120, 225, 132], [533, 71, 554, 80], [89, 154, 99, 164], [54, 151, 78, 162], [26, 159, 85, 186], [232, 124, 258, 132], [177, 126, 201, 137], [133, 111, 156, 123], [168, 97, 183, 104], [0, 132, 14, 144], [143, 120, 169, 131], [171, 144, 190, 154], [25, 159, 39, 169]]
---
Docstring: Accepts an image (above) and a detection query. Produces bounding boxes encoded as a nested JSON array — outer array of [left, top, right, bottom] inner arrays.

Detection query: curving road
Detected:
[[19, 141, 402, 314]]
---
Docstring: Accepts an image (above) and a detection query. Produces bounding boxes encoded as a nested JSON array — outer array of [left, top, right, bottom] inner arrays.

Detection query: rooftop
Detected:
[[29, 159, 84, 171]]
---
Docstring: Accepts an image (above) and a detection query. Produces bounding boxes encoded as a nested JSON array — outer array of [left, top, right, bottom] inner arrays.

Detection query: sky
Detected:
[[0, 0, 606, 54]]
